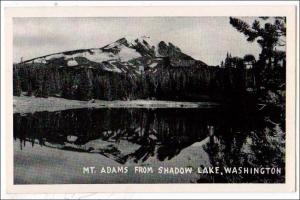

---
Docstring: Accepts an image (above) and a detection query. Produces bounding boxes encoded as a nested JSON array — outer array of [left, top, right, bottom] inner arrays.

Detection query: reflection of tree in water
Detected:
[[14, 108, 212, 164], [14, 106, 285, 182], [199, 108, 285, 183]]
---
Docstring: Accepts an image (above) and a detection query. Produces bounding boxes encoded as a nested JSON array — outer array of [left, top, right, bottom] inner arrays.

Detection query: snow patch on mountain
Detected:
[[67, 59, 78, 66], [46, 53, 65, 61], [85, 51, 115, 63], [103, 63, 122, 73], [33, 58, 46, 64], [149, 62, 157, 68], [117, 46, 141, 62], [126, 35, 153, 46]]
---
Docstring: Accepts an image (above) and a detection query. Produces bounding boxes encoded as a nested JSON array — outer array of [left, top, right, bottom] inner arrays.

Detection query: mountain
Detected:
[[13, 36, 249, 101], [21, 36, 207, 75]]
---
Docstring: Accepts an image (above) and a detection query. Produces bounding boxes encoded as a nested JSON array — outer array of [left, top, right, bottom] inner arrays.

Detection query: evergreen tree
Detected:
[[229, 17, 286, 70], [230, 17, 286, 91], [13, 73, 21, 96]]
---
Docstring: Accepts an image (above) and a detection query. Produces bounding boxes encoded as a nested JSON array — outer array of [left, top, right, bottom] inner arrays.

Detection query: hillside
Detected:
[[13, 36, 251, 101], [20, 36, 207, 74]]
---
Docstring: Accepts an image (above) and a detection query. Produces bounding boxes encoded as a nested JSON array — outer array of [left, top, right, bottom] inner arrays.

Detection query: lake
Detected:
[[13, 106, 285, 184]]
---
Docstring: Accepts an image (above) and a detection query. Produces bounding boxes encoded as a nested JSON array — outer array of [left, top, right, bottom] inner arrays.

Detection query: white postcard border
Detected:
[[3, 5, 297, 193]]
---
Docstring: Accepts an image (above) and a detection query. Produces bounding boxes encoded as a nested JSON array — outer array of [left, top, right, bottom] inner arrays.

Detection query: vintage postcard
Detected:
[[3, 5, 297, 193]]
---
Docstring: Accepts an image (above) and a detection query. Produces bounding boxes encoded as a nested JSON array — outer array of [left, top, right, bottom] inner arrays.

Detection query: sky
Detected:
[[13, 17, 262, 66]]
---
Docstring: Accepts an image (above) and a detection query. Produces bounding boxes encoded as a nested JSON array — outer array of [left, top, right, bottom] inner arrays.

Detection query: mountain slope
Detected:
[[13, 36, 248, 101], [21, 36, 207, 75]]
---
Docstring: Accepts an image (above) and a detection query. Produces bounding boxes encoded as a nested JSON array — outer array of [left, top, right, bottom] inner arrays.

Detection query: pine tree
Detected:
[[41, 72, 50, 98], [27, 81, 32, 96], [13, 73, 21, 96], [230, 17, 286, 92], [229, 17, 286, 70]]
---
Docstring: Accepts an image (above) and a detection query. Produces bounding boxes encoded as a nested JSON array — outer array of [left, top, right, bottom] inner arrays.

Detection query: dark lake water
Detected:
[[13, 107, 285, 184]]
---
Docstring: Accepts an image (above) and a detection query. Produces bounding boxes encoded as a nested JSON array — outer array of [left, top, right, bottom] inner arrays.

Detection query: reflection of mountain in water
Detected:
[[14, 108, 218, 164], [13, 107, 285, 183]]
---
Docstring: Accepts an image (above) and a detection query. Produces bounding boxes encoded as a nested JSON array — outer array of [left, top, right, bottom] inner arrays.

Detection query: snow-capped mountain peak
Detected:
[[21, 36, 207, 75]]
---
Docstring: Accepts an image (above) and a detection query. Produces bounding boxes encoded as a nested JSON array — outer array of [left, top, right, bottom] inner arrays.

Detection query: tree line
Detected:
[[13, 59, 255, 102]]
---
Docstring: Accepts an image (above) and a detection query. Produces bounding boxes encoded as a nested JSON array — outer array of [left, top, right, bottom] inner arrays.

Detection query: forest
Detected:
[[13, 17, 286, 109], [13, 58, 256, 102]]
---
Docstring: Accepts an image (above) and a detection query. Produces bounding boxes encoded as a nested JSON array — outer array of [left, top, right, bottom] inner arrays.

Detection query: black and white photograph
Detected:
[[2, 4, 297, 195], [12, 15, 289, 185]]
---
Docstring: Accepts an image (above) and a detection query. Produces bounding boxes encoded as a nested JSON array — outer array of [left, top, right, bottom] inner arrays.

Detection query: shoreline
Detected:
[[13, 96, 220, 114]]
